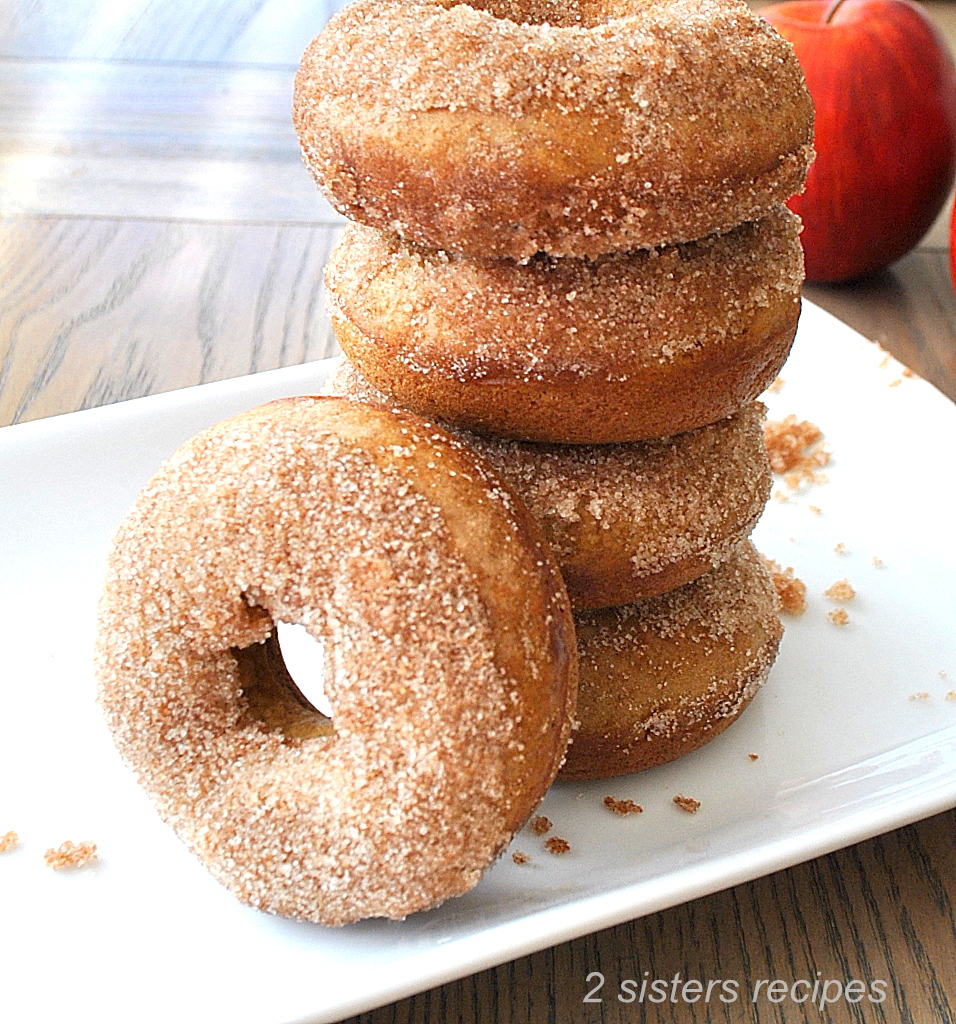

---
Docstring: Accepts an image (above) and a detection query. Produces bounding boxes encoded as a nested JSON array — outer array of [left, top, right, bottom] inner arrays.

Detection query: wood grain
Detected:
[[0, 216, 341, 425]]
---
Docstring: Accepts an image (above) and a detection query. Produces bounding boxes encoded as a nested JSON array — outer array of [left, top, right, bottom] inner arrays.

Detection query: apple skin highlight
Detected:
[[764, 0, 956, 283]]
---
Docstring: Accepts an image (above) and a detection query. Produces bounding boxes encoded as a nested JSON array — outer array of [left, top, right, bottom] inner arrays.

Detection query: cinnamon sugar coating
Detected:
[[764, 414, 830, 490], [44, 841, 97, 870], [603, 796, 642, 815], [561, 542, 782, 779], [294, 0, 813, 258], [95, 397, 576, 924], [326, 209, 803, 443], [824, 579, 855, 603], [764, 557, 807, 615], [329, 361, 772, 609]]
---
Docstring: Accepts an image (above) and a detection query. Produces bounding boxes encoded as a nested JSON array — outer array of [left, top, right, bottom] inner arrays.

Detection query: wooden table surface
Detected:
[[2, 3, 955, 1022]]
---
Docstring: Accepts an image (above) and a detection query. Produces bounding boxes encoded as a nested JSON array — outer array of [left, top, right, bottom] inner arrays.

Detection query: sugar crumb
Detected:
[[773, 490, 790, 503], [766, 376, 786, 394], [872, 556, 885, 568], [941, 670, 949, 681], [889, 378, 902, 388], [0, 831, 18, 853], [902, 367, 917, 379], [808, 504, 822, 516], [910, 692, 930, 701], [945, 691, 956, 701], [748, 753, 759, 761], [512, 851, 529, 865], [764, 415, 830, 491], [673, 795, 700, 814], [834, 543, 847, 554], [824, 579, 855, 603], [44, 840, 97, 870], [530, 815, 552, 836], [828, 609, 849, 626], [545, 837, 571, 855], [764, 557, 807, 615], [603, 796, 643, 816]]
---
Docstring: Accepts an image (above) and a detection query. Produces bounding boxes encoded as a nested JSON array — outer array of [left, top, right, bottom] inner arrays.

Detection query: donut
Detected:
[[328, 360, 773, 610], [95, 397, 577, 924], [560, 542, 782, 779], [293, 0, 813, 259], [325, 207, 803, 443]]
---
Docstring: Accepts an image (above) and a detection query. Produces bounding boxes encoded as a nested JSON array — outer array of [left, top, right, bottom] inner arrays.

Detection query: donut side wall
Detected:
[[328, 296, 799, 442], [560, 543, 783, 779]]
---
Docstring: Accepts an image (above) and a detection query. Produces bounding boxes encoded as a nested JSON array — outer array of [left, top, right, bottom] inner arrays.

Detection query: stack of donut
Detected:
[[296, 0, 812, 777], [94, 0, 813, 928]]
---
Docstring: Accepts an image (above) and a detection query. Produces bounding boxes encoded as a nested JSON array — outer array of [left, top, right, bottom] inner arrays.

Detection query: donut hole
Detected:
[[455, 0, 621, 29], [234, 621, 335, 740], [275, 621, 334, 719]]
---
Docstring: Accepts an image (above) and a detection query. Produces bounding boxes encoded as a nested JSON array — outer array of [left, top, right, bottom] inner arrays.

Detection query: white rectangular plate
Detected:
[[1, 301, 954, 1024]]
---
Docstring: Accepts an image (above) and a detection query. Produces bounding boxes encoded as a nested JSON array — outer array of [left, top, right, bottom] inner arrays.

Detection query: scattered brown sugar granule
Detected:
[[764, 557, 807, 615], [824, 579, 855, 603], [766, 376, 786, 394], [673, 795, 701, 814], [603, 796, 643, 816], [748, 753, 759, 761], [544, 837, 571, 855], [834, 542, 848, 555], [764, 415, 821, 472], [910, 692, 931, 701], [0, 831, 18, 853], [872, 556, 885, 568], [945, 691, 956, 701], [764, 415, 830, 490], [44, 840, 97, 870], [902, 367, 917, 379], [529, 815, 552, 836], [828, 609, 849, 626], [808, 504, 823, 516], [889, 378, 902, 388], [512, 851, 529, 865]]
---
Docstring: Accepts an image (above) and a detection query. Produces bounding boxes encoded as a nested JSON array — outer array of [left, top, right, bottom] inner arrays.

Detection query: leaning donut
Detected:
[[328, 360, 773, 609], [325, 207, 803, 443], [294, 0, 813, 259], [95, 397, 577, 925], [560, 542, 782, 779]]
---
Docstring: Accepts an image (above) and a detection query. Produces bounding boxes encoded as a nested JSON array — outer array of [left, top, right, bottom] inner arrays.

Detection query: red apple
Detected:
[[763, 0, 956, 283]]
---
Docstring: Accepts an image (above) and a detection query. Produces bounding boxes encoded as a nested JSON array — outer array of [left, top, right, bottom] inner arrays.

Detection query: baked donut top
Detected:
[[306, 0, 808, 120], [453, 0, 657, 29]]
